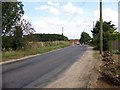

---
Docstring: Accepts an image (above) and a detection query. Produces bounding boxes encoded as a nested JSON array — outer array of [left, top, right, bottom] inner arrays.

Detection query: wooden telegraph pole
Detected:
[[62, 26, 63, 36], [100, 0, 103, 54]]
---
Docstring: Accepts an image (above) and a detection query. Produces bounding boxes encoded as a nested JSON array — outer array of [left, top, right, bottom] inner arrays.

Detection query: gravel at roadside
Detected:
[[45, 46, 102, 88]]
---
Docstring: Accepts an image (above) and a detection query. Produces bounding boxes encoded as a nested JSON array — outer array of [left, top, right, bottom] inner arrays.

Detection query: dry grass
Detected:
[[2, 41, 71, 61]]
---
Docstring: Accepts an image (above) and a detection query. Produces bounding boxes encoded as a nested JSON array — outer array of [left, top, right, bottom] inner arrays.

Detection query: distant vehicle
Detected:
[[71, 39, 80, 45], [76, 41, 80, 45], [77, 43, 80, 45]]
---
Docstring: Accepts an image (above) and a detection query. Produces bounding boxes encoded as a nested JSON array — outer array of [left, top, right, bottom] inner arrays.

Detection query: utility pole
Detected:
[[100, 0, 103, 54], [62, 26, 63, 36]]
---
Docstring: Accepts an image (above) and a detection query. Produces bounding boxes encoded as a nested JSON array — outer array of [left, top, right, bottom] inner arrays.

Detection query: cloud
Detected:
[[32, 17, 66, 34], [45, 17, 66, 26], [21, 14, 30, 20], [35, 2, 83, 16], [31, 16, 93, 39], [62, 2, 83, 15], [93, 8, 118, 27], [47, 1, 59, 7], [33, 20, 49, 33], [35, 5, 60, 15], [48, 1, 53, 5]]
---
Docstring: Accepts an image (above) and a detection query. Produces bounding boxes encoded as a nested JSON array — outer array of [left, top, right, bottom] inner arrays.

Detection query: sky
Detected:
[[19, 0, 119, 39]]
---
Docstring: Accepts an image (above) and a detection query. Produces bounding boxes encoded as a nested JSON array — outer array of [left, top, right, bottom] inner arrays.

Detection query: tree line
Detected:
[[79, 20, 120, 51], [26, 34, 68, 42], [92, 21, 120, 51]]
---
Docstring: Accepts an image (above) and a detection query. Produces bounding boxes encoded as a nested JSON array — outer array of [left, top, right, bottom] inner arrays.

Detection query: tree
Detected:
[[2, 2, 24, 36], [91, 21, 118, 51], [2, 2, 24, 50], [20, 19, 35, 36], [2, 2, 35, 50], [11, 26, 24, 50], [79, 31, 91, 44]]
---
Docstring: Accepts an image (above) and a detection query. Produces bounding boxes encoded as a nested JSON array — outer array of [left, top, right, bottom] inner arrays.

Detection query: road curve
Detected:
[[2, 45, 88, 88]]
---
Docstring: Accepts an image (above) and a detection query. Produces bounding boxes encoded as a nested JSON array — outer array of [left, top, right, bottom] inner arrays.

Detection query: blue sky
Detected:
[[20, 0, 119, 39]]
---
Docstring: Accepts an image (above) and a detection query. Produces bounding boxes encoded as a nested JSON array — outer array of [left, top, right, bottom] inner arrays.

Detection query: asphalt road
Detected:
[[2, 45, 88, 88]]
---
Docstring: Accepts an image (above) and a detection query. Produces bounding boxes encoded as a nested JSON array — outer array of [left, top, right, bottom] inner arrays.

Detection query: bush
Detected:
[[112, 50, 120, 54]]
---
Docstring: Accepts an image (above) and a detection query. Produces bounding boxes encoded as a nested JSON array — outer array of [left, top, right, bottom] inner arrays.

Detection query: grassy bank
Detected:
[[2, 41, 71, 61], [112, 50, 120, 54]]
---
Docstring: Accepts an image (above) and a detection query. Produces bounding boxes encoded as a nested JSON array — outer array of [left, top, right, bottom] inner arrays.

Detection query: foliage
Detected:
[[112, 50, 120, 54], [26, 34, 69, 42], [20, 19, 35, 35], [79, 31, 91, 44], [91, 21, 119, 51], [2, 2, 24, 36], [2, 2, 35, 50]]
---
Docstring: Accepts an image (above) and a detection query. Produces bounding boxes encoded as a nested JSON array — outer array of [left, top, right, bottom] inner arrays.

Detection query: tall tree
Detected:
[[79, 31, 91, 44], [91, 21, 118, 51], [2, 2, 35, 50], [2, 2, 24, 36]]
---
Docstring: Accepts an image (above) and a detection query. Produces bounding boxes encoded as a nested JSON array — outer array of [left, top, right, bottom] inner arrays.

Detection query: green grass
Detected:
[[112, 50, 120, 54], [2, 42, 71, 61]]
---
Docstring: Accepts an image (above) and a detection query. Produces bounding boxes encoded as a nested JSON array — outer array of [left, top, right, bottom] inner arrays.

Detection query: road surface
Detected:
[[2, 45, 87, 88]]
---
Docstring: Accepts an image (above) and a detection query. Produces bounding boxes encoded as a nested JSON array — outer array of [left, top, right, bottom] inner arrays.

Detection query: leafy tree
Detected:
[[79, 31, 91, 44], [20, 19, 35, 36], [11, 26, 23, 50], [2, 2, 24, 50], [2, 2, 24, 36], [2, 2, 35, 50], [91, 21, 119, 51]]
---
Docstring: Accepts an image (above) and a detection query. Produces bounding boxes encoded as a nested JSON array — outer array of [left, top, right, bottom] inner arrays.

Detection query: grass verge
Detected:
[[112, 50, 120, 54], [2, 42, 70, 62]]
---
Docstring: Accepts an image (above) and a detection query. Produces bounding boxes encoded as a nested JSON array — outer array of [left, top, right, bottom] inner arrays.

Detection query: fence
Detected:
[[109, 40, 120, 51]]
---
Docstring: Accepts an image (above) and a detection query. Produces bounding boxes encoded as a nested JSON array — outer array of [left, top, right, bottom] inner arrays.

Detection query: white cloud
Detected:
[[35, 2, 83, 16], [21, 14, 30, 20], [18, 0, 119, 2], [48, 1, 53, 5], [35, 5, 60, 15], [32, 17, 66, 34], [33, 20, 49, 30], [31, 16, 93, 39], [62, 2, 83, 15], [49, 7, 60, 15], [45, 17, 66, 26], [47, 1, 59, 7], [93, 8, 118, 27], [35, 5, 49, 10]]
